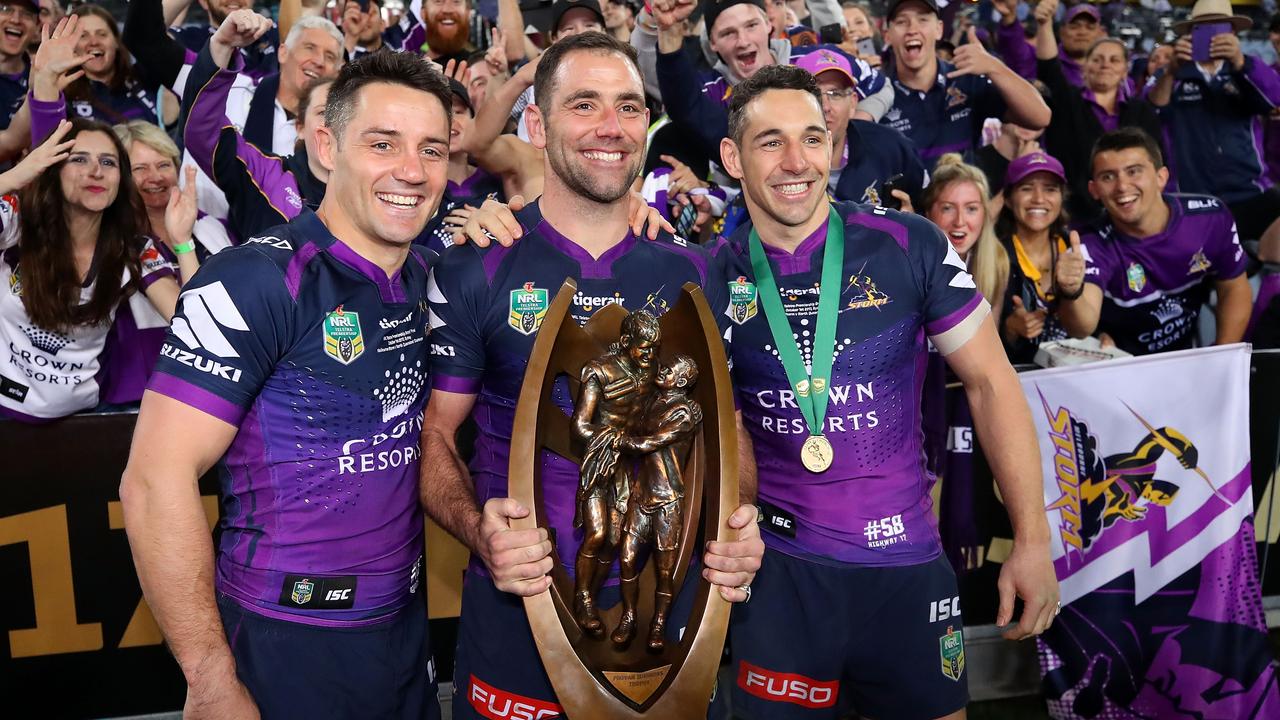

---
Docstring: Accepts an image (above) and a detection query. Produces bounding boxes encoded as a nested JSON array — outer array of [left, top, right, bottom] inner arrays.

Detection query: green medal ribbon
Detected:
[[748, 205, 844, 454]]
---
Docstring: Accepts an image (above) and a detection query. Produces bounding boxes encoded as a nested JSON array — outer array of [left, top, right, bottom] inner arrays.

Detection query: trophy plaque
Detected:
[[508, 280, 738, 719]]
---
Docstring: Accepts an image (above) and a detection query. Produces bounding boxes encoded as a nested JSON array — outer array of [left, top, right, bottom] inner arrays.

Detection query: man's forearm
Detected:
[[120, 468, 234, 685], [497, 0, 527, 63], [467, 76, 528, 159], [420, 428, 485, 555], [965, 367, 1050, 545], [993, 65, 1051, 128], [1148, 71, 1175, 107], [1215, 277, 1252, 344]]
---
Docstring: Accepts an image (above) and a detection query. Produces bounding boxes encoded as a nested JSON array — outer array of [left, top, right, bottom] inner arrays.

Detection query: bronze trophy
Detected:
[[508, 280, 738, 719]]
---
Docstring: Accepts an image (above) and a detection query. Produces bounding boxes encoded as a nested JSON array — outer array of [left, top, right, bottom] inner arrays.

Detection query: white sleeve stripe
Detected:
[[929, 300, 990, 356]]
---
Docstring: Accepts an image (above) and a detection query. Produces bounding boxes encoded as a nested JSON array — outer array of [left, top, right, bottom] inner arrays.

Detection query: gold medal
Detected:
[[801, 434, 834, 473]]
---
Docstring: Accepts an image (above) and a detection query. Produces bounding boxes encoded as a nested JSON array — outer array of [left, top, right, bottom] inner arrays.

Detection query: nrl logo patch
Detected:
[[291, 578, 314, 605], [939, 625, 964, 681], [1126, 262, 1147, 293], [509, 282, 549, 335], [323, 305, 365, 364], [725, 276, 758, 325]]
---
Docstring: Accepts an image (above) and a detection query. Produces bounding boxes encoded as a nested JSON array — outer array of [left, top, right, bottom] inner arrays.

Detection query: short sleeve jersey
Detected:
[[1079, 194, 1246, 356], [428, 200, 726, 577], [715, 201, 987, 565], [881, 61, 1009, 168], [0, 197, 174, 421], [147, 211, 435, 626]]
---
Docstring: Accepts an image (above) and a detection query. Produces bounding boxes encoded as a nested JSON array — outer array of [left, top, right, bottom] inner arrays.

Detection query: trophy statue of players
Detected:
[[508, 281, 736, 719]]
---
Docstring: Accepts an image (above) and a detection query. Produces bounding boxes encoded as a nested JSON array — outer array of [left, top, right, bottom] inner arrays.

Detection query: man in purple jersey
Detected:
[[419, 31, 764, 719], [713, 64, 1057, 719], [1058, 128, 1252, 356], [120, 51, 451, 719]]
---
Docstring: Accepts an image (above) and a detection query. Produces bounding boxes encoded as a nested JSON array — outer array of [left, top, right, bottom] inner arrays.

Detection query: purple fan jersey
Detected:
[[1079, 194, 1246, 356], [715, 201, 987, 565], [427, 200, 726, 579], [147, 211, 435, 626]]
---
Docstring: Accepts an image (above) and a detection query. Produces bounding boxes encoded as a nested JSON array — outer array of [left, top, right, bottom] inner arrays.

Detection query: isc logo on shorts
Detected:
[[468, 675, 562, 720], [737, 661, 838, 709]]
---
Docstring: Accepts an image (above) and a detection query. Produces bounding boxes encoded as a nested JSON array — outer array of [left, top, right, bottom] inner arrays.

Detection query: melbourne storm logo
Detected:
[[1040, 391, 1213, 559]]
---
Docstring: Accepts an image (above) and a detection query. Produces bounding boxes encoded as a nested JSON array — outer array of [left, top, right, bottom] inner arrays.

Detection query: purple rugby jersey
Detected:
[[427, 199, 727, 580], [1079, 194, 1246, 357], [147, 211, 435, 626], [716, 201, 988, 566]]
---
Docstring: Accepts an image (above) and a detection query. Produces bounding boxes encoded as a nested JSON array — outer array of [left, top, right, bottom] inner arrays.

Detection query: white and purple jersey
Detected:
[[1079, 194, 1246, 356], [0, 198, 174, 421], [147, 211, 434, 626], [716, 201, 987, 565], [427, 200, 725, 578]]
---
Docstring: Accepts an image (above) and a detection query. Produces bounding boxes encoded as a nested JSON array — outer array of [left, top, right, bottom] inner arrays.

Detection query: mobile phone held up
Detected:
[[880, 174, 906, 210], [856, 37, 876, 58], [1191, 22, 1231, 64]]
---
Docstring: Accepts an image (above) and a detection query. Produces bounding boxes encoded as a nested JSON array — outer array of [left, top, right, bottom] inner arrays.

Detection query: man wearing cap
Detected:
[[880, 0, 1049, 169], [602, 0, 638, 42], [796, 47, 927, 206], [641, 0, 895, 164], [0, 0, 36, 129], [1148, 0, 1280, 254], [418, 76, 507, 250], [995, 0, 1107, 91], [1058, 127, 1252, 356]]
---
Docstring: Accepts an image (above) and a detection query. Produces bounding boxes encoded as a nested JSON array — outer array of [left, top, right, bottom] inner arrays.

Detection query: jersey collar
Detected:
[[527, 199, 639, 280], [294, 210, 411, 304]]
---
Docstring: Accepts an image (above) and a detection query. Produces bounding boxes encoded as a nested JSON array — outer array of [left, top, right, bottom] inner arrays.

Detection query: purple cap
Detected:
[[1005, 151, 1066, 187], [794, 48, 856, 86], [1064, 4, 1101, 23]]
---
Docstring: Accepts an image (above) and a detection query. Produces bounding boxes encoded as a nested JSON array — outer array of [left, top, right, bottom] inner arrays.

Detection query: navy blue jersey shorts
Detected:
[[451, 566, 700, 720], [218, 593, 441, 719], [728, 548, 968, 720]]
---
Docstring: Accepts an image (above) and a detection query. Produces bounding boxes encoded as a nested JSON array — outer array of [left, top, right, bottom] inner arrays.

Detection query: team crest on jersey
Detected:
[[1126, 262, 1147, 293], [939, 625, 965, 681], [509, 282, 549, 335], [862, 182, 881, 206], [291, 578, 314, 605], [946, 85, 967, 109], [8, 265, 20, 296], [1188, 249, 1212, 275], [323, 306, 365, 364], [845, 273, 891, 310], [725, 276, 758, 325]]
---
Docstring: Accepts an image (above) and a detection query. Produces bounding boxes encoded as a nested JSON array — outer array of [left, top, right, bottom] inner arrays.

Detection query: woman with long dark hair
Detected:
[[0, 118, 184, 422], [994, 151, 1080, 364]]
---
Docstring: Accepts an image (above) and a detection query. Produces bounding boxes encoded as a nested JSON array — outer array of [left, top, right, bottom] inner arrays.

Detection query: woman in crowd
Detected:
[[116, 120, 228, 268], [97, 121, 212, 406], [922, 153, 1009, 311], [0, 118, 188, 422], [995, 151, 1078, 364], [840, 1, 882, 68], [63, 7, 181, 127], [1033, 1, 1160, 224]]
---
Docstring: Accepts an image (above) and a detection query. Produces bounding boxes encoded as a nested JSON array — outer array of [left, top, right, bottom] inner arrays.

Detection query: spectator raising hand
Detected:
[[0, 118, 75, 194], [30, 14, 90, 102], [209, 8, 275, 68]]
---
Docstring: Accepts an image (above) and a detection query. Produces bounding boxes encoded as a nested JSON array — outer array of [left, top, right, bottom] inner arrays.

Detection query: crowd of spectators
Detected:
[[0, 0, 1277, 423]]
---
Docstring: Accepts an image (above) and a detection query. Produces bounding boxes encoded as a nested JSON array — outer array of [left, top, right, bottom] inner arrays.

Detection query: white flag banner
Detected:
[[1019, 345, 1279, 719]]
